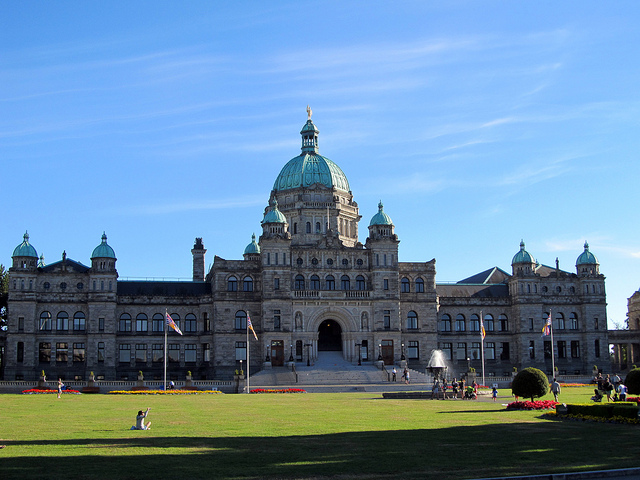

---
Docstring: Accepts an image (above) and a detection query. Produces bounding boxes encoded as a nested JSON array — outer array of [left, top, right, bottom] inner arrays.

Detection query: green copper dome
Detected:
[[244, 233, 261, 255], [12, 231, 38, 258], [262, 199, 287, 224], [369, 201, 393, 226], [512, 240, 535, 265], [576, 241, 598, 265], [273, 115, 350, 193], [91, 232, 116, 259]]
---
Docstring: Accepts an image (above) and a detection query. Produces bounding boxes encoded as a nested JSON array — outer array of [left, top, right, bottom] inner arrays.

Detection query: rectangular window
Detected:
[[119, 344, 130, 363], [56, 342, 68, 362], [441, 342, 452, 360], [267, 252, 270, 265], [470, 342, 480, 360], [408, 341, 418, 360], [485, 342, 495, 360], [571, 340, 580, 358], [529, 318, 534, 331], [275, 253, 278, 265], [558, 341, 567, 359], [168, 344, 180, 363], [99, 317, 105, 331], [185, 344, 197, 362], [18, 316, 24, 331], [594, 339, 600, 358], [136, 317, 148, 332], [594, 317, 599, 330], [204, 312, 210, 332], [456, 342, 467, 361], [17, 342, 24, 363], [235, 341, 247, 361], [74, 315, 86, 332], [152, 316, 164, 332], [383, 279, 389, 290], [152, 344, 163, 363], [119, 318, 131, 332], [98, 342, 105, 362], [73, 343, 86, 362], [383, 310, 391, 330], [529, 341, 535, 359], [135, 344, 147, 363], [274, 278, 280, 290], [203, 343, 210, 362], [274, 310, 281, 330], [544, 341, 552, 359], [57, 316, 69, 331], [500, 342, 510, 360], [39, 342, 51, 362]]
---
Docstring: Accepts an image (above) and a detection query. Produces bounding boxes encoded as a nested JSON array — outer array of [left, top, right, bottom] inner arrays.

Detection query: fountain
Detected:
[[427, 349, 449, 382]]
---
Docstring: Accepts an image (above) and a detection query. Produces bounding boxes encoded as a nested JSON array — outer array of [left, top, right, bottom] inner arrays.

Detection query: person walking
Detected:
[[392, 367, 397, 382], [550, 378, 561, 402], [404, 369, 410, 384], [57, 378, 64, 399], [492, 386, 498, 402]]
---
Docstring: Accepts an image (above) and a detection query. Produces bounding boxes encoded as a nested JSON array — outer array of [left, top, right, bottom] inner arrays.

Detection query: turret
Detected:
[[191, 237, 207, 281]]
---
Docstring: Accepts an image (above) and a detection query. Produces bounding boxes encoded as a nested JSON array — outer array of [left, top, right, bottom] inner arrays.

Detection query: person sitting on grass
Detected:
[[591, 389, 603, 402], [134, 408, 151, 430]]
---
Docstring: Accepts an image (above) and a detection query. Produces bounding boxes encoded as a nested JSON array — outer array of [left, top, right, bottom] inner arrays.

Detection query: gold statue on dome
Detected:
[[306, 105, 312, 120]]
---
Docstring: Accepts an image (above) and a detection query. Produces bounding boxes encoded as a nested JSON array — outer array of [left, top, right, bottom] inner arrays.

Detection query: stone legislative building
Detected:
[[4, 111, 610, 382]]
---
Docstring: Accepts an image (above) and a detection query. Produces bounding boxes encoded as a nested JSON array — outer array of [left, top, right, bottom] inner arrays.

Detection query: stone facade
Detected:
[[3, 115, 610, 381]]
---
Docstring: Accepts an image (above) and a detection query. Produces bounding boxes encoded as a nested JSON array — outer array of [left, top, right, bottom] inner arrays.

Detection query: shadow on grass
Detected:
[[1, 421, 639, 480]]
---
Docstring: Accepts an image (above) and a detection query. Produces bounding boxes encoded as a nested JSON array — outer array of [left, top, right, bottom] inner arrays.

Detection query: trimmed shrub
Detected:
[[560, 403, 639, 420], [511, 367, 549, 402], [625, 368, 640, 395]]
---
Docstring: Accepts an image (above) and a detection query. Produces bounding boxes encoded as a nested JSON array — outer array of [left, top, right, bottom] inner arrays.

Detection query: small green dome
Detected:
[[262, 199, 287, 224], [91, 232, 116, 259], [244, 233, 260, 255], [576, 241, 598, 265], [369, 201, 393, 226], [12, 231, 38, 258], [512, 240, 535, 265]]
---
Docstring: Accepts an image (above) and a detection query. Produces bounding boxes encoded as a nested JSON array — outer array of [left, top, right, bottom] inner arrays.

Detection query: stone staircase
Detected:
[[249, 351, 432, 393]]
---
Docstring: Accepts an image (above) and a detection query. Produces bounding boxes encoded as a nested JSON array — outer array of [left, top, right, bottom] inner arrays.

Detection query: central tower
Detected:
[[268, 108, 361, 247]]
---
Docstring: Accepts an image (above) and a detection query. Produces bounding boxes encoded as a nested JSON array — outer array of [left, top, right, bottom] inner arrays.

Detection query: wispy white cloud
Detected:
[[113, 196, 265, 216]]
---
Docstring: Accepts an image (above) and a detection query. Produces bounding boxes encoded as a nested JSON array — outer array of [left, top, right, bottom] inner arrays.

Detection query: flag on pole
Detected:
[[166, 312, 183, 335], [542, 313, 552, 336], [481, 317, 486, 340], [247, 313, 258, 341]]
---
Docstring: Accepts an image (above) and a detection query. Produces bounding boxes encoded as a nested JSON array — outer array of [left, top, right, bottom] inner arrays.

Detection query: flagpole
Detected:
[[549, 309, 555, 378], [480, 310, 485, 388], [164, 309, 168, 391], [246, 312, 250, 394]]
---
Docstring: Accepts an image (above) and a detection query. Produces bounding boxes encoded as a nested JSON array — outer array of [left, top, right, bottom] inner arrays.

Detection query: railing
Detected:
[[292, 290, 370, 299]]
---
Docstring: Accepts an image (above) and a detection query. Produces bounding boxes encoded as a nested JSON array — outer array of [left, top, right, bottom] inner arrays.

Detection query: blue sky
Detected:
[[2, 2, 639, 327]]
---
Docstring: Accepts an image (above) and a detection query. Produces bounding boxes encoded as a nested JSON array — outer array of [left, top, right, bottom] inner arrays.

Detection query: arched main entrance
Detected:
[[318, 320, 342, 351]]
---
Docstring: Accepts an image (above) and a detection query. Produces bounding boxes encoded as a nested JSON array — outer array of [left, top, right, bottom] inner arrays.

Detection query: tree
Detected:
[[511, 367, 549, 402], [624, 368, 640, 395], [0, 264, 8, 331]]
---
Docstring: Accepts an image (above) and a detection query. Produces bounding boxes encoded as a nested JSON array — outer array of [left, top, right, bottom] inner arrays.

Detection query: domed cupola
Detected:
[[244, 233, 261, 257], [368, 201, 396, 239], [272, 107, 350, 193], [262, 199, 287, 225], [91, 232, 117, 272], [576, 241, 599, 275], [12, 231, 38, 271], [511, 240, 536, 275], [261, 199, 289, 238]]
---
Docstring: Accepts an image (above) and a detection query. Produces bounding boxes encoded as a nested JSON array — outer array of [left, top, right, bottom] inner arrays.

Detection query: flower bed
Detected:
[[250, 388, 306, 394], [506, 400, 558, 410], [22, 388, 81, 395], [108, 389, 223, 395]]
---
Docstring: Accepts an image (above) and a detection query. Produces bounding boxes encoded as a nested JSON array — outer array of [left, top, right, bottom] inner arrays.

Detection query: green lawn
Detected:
[[1, 387, 639, 479]]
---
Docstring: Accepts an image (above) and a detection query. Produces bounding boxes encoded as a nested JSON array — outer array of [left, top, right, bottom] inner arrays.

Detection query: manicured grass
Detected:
[[1, 387, 639, 479]]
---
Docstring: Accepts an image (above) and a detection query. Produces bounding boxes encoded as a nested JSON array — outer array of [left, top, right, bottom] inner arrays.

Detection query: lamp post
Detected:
[[240, 359, 243, 376], [289, 343, 294, 362], [466, 357, 470, 372], [378, 343, 382, 361], [401, 343, 405, 361], [355, 342, 362, 366], [305, 343, 312, 367], [265, 342, 270, 362]]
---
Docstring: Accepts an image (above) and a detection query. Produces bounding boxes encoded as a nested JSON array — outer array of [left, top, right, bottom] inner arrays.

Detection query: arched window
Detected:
[[152, 313, 164, 332], [325, 275, 335, 290], [235, 311, 247, 330], [227, 276, 237, 292], [440, 314, 451, 332], [341, 275, 350, 291], [401, 277, 410, 293], [306, 222, 311, 233], [407, 311, 418, 330], [294, 275, 305, 290], [136, 313, 148, 332], [243, 276, 253, 292], [569, 312, 578, 330], [40, 311, 52, 331], [315, 222, 321, 233], [56, 311, 69, 331], [499, 314, 509, 332], [293, 222, 297, 234], [455, 314, 465, 332], [556, 312, 565, 330], [415, 277, 424, 293], [484, 314, 494, 332], [185, 313, 197, 333], [356, 275, 366, 290], [470, 314, 480, 332], [118, 313, 131, 332], [310, 275, 320, 290]]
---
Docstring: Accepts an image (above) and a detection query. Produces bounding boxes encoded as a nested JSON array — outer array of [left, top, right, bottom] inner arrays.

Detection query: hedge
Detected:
[[557, 402, 639, 419]]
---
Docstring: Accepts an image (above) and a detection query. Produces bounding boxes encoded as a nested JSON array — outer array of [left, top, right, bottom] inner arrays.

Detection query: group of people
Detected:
[[391, 367, 411, 384], [592, 373, 627, 402]]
